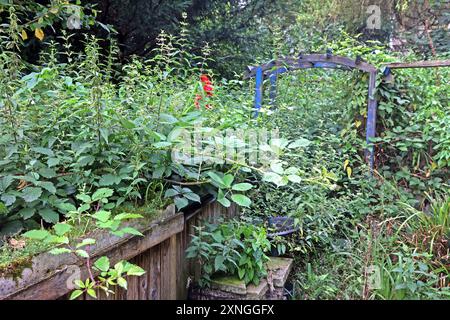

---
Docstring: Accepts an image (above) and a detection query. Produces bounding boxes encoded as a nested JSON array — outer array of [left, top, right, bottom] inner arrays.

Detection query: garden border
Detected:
[[0, 200, 239, 300]]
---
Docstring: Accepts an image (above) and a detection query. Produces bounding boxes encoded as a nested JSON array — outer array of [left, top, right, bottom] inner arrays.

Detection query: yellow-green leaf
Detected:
[[69, 290, 83, 300], [346, 166, 352, 179], [21, 29, 28, 40], [343, 160, 350, 170], [87, 289, 97, 299], [35, 28, 44, 41]]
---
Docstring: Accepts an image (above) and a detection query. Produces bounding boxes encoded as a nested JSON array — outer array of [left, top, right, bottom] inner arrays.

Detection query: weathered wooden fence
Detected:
[[0, 199, 239, 300]]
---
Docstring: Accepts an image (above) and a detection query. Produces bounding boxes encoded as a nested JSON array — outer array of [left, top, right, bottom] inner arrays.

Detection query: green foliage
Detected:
[[186, 219, 271, 287], [1, 1, 449, 301], [372, 246, 450, 300], [22, 188, 145, 299], [0, 29, 281, 237]]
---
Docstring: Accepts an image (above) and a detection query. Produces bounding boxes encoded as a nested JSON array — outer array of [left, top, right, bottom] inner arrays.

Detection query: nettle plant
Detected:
[[186, 219, 271, 287], [23, 188, 145, 300]]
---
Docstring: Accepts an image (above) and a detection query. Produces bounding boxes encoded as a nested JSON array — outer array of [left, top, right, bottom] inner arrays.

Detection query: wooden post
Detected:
[[269, 73, 277, 107], [254, 66, 263, 117], [366, 71, 377, 174]]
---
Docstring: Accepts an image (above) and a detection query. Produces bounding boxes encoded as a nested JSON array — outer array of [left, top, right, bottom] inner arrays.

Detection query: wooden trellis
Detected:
[[244, 52, 378, 173]]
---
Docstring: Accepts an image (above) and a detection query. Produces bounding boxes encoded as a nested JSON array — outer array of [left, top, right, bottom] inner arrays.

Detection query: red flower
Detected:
[[200, 74, 214, 97], [194, 74, 214, 110], [194, 94, 202, 109], [200, 74, 211, 83]]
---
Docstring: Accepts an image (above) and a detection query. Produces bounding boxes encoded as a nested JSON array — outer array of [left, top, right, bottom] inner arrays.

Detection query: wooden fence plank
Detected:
[[160, 236, 177, 299], [148, 245, 161, 300], [385, 60, 450, 69], [0, 206, 179, 300], [1, 201, 240, 300]]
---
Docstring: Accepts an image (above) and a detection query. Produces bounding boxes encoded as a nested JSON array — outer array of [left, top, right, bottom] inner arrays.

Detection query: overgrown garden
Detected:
[[0, 0, 449, 300]]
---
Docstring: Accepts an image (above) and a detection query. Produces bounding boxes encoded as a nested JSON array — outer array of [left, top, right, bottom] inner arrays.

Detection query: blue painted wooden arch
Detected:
[[245, 53, 378, 174]]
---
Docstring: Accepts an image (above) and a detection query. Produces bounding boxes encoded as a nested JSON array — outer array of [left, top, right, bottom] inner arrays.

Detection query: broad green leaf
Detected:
[[87, 289, 97, 299], [222, 174, 234, 188], [120, 118, 136, 129], [270, 162, 284, 175], [152, 166, 166, 179], [32, 147, 54, 157], [217, 196, 231, 208], [94, 256, 110, 272], [53, 223, 72, 236], [126, 265, 146, 276], [214, 256, 225, 271], [174, 197, 189, 210], [164, 188, 179, 198], [18, 207, 35, 219], [217, 189, 231, 208], [23, 229, 50, 240], [287, 175, 302, 183], [38, 181, 56, 194], [284, 167, 299, 175], [0, 176, 13, 192], [207, 172, 225, 187], [49, 248, 72, 255], [99, 174, 121, 186], [1, 194, 16, 206], [47, 158, 60, 167], [0, 202, 7, 215], [38, 168, 57, 179], [39, 208, 59, 223], [238, 268, 245, 279], [232, 183, 253, 191], [21, 187, 43, 203], [76, 238, 96, 248], [184, 192, 201, 203], [92, 188, 114, 201], [262, 172, 282, 185], [76, 194, 91, 203], [119, 227, 144, 237], [113, 213, 143, 221], [47, 235, 69, 244], [77, 155, 95, 166], [76, 249, 89, 258], [92, 210, 111, 223], [159, 113, 178, 124], [57, 203, 77, 213], [69, 290, 83, 300], [288, 138, 312, 148], [100, 128, 109, 144], [117, 277, 127, 289], [231, 194, 251, 208]]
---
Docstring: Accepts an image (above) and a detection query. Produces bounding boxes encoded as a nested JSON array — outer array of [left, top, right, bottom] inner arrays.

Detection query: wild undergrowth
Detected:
[[243, 38, 449, 299]]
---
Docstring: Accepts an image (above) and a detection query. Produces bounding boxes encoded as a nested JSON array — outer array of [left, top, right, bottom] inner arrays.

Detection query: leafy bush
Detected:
[[186, 219, 271, 286], [0, 29, 309, 239], [21, 188, 145, 299]]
